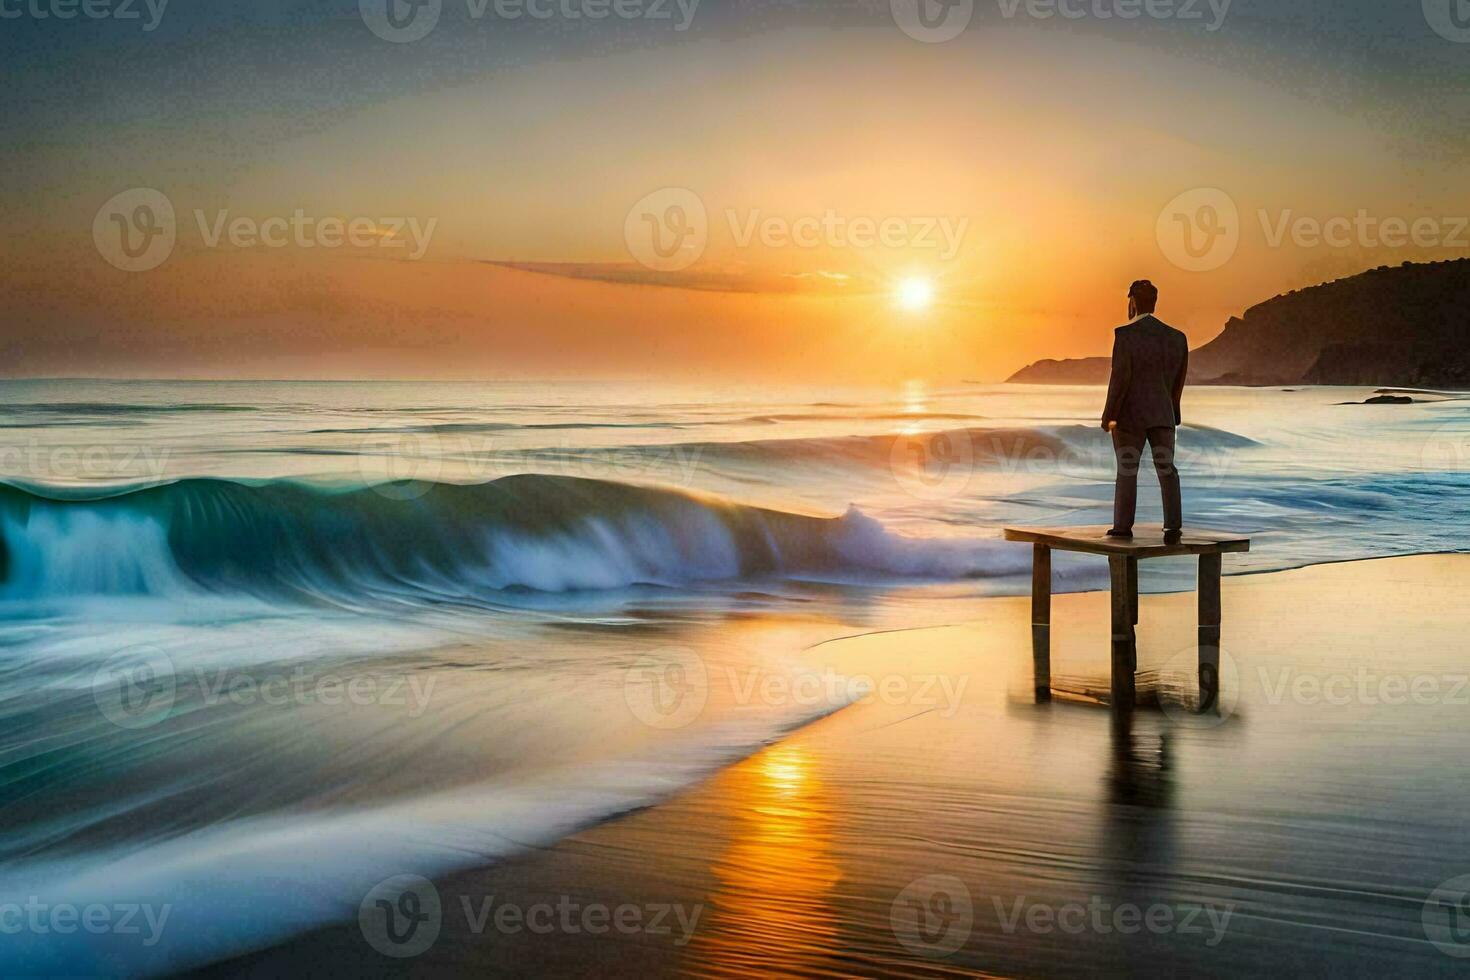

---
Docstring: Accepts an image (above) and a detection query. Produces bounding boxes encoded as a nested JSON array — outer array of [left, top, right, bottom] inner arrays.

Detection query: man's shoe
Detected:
[[1106, 529, 1133, 539], [1164, 529, 1183, 545]]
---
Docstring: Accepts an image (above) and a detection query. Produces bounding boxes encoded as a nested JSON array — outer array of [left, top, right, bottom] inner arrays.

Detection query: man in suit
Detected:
[[1101, 280, 1189, 543]]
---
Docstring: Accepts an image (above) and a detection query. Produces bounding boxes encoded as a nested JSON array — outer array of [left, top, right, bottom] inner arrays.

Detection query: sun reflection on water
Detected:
[[693, 742, 841, 977], [897, 379, 931, 436], [902, 379, 929, 415]]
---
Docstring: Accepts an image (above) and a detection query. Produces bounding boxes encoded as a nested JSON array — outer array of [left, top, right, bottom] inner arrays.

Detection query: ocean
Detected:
[[1, 379, 1466, 973]]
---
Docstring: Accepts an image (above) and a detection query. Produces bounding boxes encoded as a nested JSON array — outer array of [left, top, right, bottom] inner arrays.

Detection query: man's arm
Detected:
[[1101, 330, 1130, 429], [1172, 342, 1189, 425]]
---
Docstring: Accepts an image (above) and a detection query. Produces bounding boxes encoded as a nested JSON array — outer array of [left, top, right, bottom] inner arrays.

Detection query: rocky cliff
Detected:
[[1007, 259, 1470, 386]]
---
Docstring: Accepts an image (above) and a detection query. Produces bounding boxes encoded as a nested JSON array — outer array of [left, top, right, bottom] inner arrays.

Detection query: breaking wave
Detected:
[[0, 475, 1029, 603]]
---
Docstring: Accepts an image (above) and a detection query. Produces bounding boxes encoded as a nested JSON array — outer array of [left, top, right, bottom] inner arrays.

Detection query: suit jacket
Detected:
[[1101, 314, 1189, 432]]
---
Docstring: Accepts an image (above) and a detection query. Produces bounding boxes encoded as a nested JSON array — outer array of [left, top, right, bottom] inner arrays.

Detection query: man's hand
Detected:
[[1104, 420, 1118, 433]]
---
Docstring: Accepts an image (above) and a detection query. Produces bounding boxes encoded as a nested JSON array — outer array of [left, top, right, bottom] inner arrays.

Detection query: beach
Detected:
[[10, 2, 1470, 973], [205, 553, 1470, 978], [0, 380, 1465, 974]]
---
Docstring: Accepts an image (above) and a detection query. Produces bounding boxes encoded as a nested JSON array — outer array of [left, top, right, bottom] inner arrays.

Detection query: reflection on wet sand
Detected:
[[694, 743, 841, 977], [1108, 718, 1173, 811]]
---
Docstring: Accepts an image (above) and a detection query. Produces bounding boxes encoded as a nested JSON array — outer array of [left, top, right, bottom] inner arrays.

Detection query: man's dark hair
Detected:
[[1129, 279, 1158, 314]]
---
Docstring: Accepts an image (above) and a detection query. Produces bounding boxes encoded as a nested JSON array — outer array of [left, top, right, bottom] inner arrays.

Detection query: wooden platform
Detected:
[[1002, 525, 1251, 558], [1004, 524, 1251, 713]]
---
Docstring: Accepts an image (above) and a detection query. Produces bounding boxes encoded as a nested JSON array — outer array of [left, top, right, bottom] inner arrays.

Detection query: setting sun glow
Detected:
[[896, 278, 935, 313]]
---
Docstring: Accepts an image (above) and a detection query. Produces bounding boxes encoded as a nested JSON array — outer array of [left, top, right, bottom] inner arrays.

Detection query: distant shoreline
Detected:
[[1008, 259, 1470, 388]]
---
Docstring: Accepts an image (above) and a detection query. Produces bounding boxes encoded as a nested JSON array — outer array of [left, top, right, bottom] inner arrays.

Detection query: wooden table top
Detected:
[[1003, 525, 1251, 559]]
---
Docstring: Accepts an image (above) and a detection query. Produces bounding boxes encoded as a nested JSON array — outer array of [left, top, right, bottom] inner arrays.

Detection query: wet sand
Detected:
[[204, 555, 1470, 978]]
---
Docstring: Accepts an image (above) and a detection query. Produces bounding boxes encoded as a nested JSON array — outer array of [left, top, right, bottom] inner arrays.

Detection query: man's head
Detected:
[[1128, 280, 1158, 318]]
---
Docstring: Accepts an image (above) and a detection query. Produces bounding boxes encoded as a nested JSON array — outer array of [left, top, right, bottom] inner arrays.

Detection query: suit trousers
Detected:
[[1111, 426, 1182, 533]]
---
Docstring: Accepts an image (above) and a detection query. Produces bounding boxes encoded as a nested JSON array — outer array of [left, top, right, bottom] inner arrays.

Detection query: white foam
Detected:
[[0, 710, 839, 976], [826, 504, 1033, 580], [0, 506, 194, 598]]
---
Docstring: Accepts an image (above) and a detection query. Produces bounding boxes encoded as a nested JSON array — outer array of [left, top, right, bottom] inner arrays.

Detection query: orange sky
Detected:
[[5, 12, 1468, 381]]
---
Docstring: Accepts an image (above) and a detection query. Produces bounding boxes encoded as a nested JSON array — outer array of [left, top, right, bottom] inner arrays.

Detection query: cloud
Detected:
[[481, 260, 879, 296]]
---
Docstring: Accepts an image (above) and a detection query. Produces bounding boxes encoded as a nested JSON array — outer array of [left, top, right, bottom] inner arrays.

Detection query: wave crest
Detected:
[[498, 423, 1260, 476], [0, 476, 1025, 601]]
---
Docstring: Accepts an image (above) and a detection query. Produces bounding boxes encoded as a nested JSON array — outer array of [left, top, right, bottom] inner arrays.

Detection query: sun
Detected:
[[896, 277, 935, 312]]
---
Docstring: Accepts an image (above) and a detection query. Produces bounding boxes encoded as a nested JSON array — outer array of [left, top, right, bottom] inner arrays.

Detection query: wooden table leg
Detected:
[[1199, 553, 1222, 712], [1127, 557, 1139, 625], [1110, 555, 1137, 710], [1031, 544, 1051, 702]]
